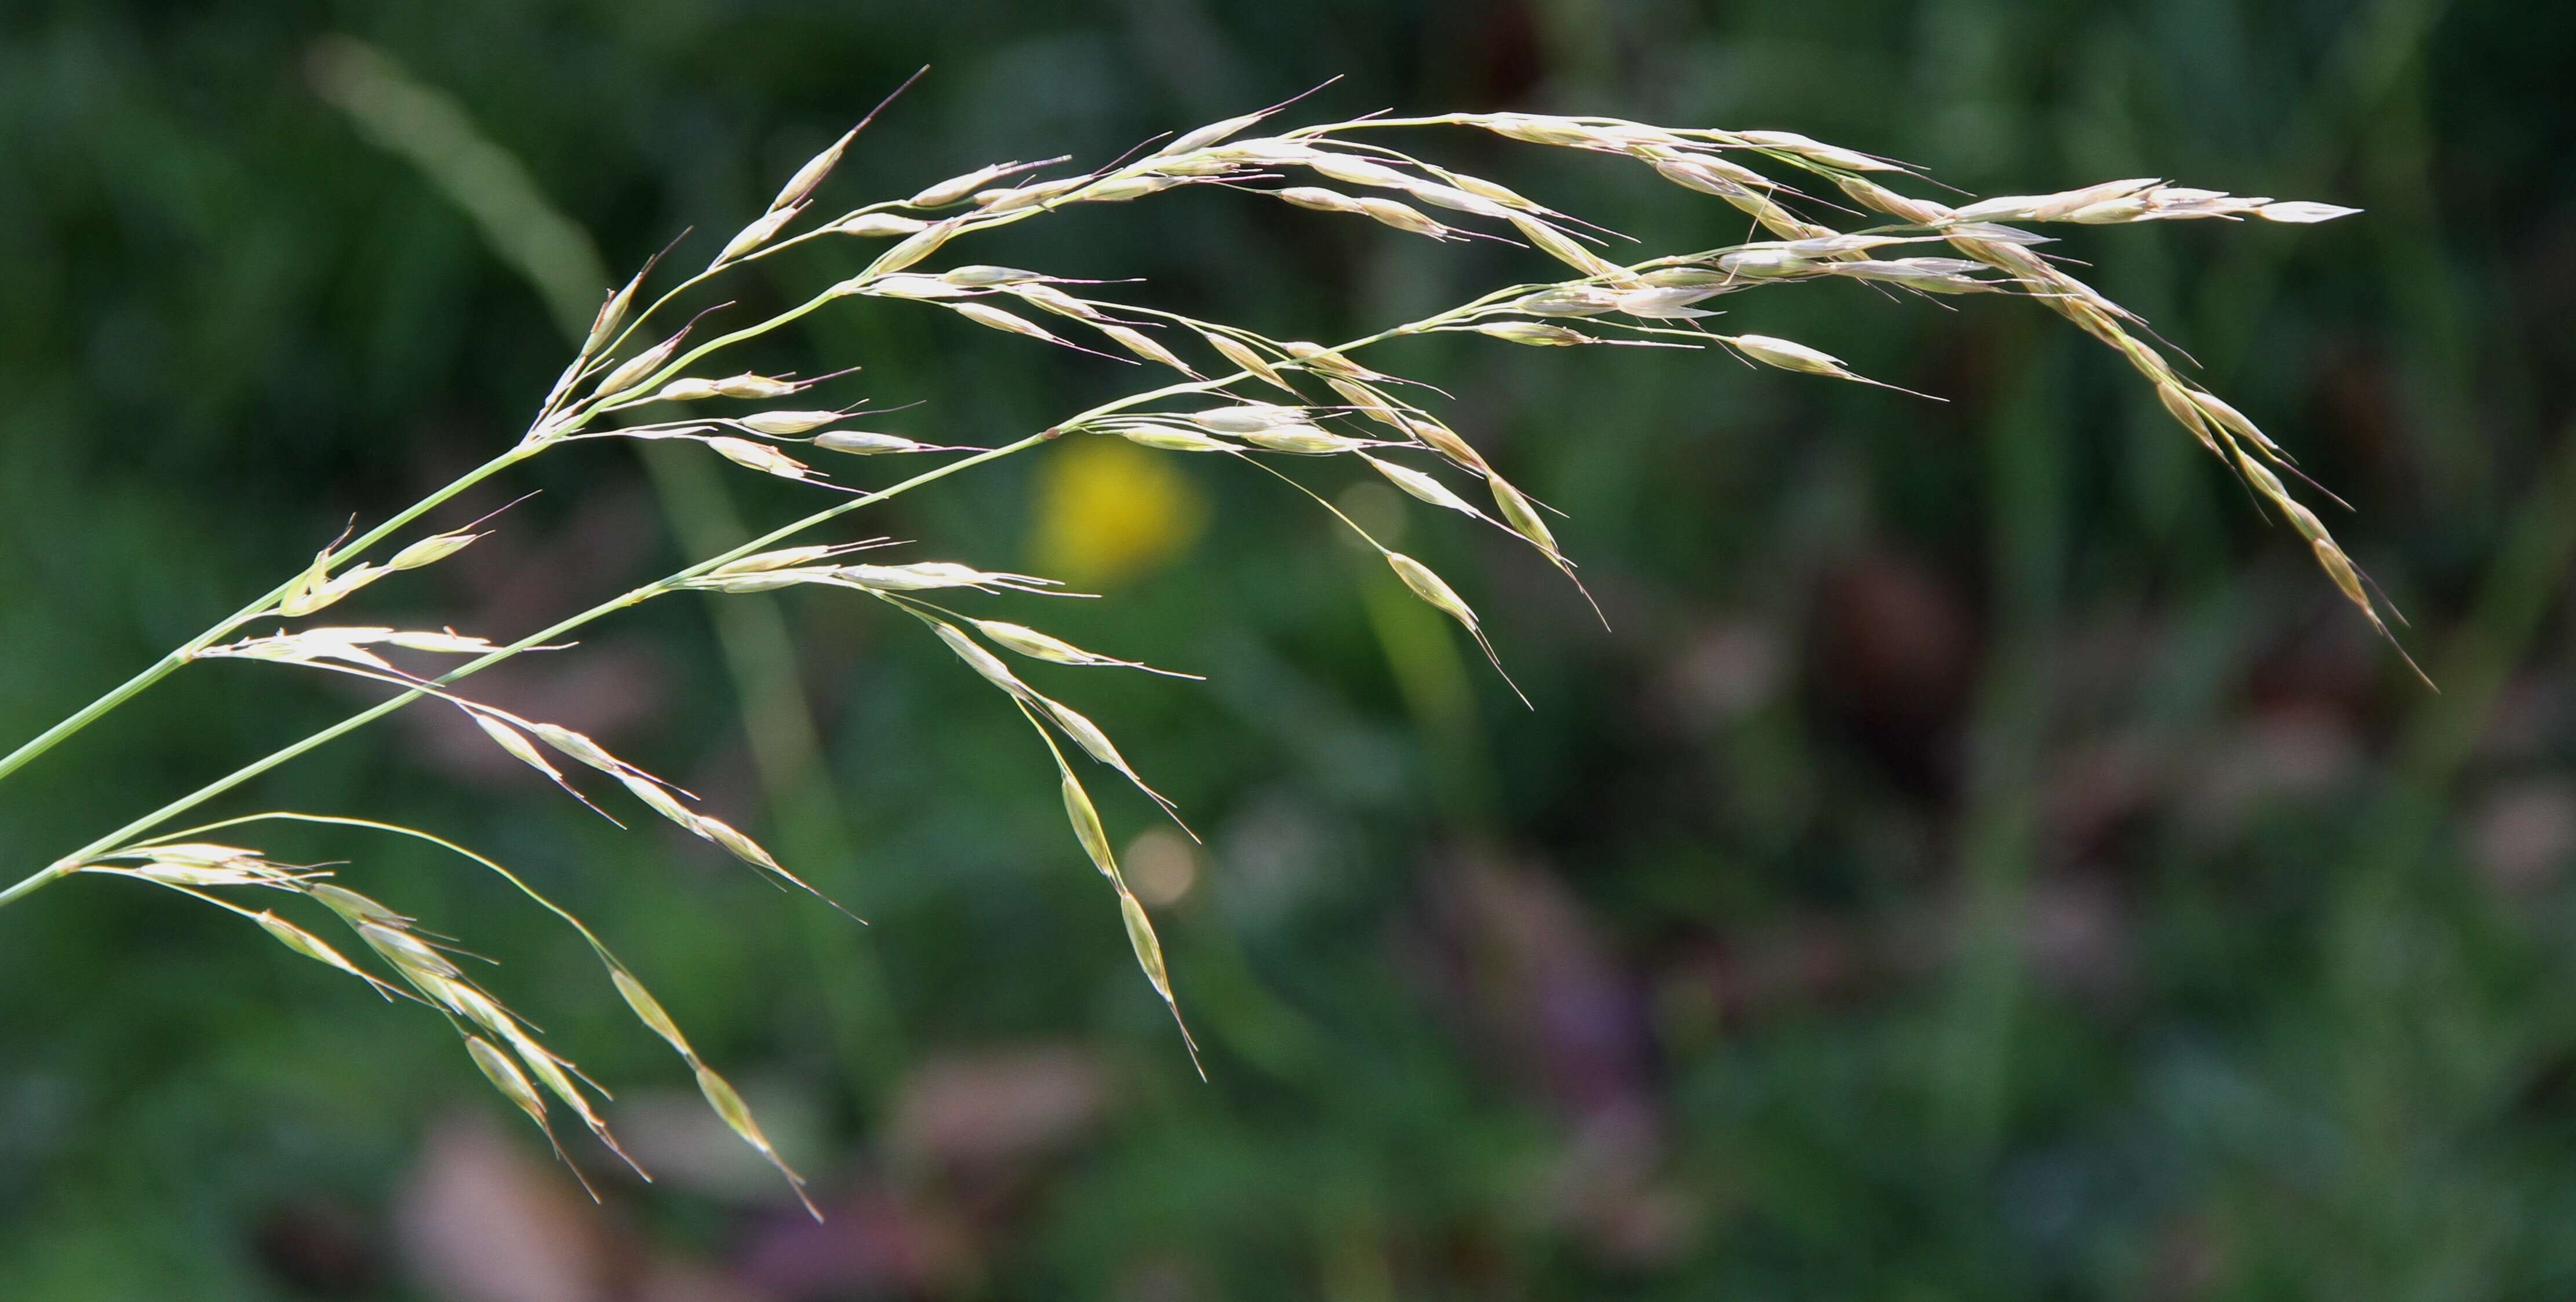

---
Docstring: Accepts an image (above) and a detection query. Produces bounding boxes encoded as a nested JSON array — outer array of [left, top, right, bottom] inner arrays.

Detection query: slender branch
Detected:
[[0, 443, 539, 786]]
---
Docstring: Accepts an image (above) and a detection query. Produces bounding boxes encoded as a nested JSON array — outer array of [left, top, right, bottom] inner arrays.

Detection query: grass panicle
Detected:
[[0, 79, 2388, 1209]]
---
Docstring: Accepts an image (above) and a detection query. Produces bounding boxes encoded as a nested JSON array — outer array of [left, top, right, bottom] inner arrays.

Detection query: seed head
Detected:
[[1475, 322, 1588, 347], [1307, 154, 1413, 190], [872, 219, 959, 275], [770, 123, 860, 214], [612, 967, 694, 1059], [1722, 333, 1846, 376], [712, 545, 842, 575], [582, 253, 663, 359], [829, 211, 929, 238], [390, 530, 482, 571], [1166, 111, 1265, 155], [1083, 174, 1183, 202], [1357, 197, 1450, 238], [618, 772, 698, 831], [471, 712, 576, 784], [693, 1063, 815, 1217], [358, 919, 461, 981], [909, 163, 1021, 209], [1118, 889, 1173, 999], [1516, 286, 1621, 317], [2257, 201, 2362, 224], [1276, 186, 1363, 214], [256, 911, 372, 979], [1488, 475, 1559, 555], [1282, 341, 1384, 381], [1511, 215, 1623, 279], [1243, 425, 1366, 454], [1099, 325, 1195, 373], [1835, 174, 1952, 224], [951, 301, 1063, 344], [976, 620, 1101, 665], [530, 723, 623, 774], [930, 620, 1029, 695], [707, 437, 813, 479], [1402, 415, 1487, 471], [1013, 283, 1103, 321], [1120, 427, 1232, 453], [466, 1035, 550, 1125], [307, 882, 405, 927], [1737, 129, 1897, 172], [1387, 552, 1477, 631], [714, 205, 799, 267], [594, 331, 686, 402], [814, 431, 932, 455], [1185, 403, 1302, 433], [1202, 332, 1295, 392], [1060, 768, 1117, 879], [1362, 454, 1481, 517]]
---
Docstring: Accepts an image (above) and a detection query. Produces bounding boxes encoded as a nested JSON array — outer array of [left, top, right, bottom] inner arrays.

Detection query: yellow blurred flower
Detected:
[[1029, 436, 1209, 584]]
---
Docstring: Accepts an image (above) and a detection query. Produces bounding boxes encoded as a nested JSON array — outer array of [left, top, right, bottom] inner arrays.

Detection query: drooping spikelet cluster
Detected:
[[4, 76, 2391, 1211]]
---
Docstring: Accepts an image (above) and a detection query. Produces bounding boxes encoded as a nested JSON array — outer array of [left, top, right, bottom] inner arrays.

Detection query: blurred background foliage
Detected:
[[4, 0, 2574, 1297]]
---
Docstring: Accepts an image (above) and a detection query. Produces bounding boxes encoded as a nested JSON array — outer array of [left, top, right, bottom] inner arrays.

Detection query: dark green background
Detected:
[[5, 1, 2574, 1297]]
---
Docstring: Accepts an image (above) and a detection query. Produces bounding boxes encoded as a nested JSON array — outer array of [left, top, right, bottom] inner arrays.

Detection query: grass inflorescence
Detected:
[[0, 74, 2391, 1212]]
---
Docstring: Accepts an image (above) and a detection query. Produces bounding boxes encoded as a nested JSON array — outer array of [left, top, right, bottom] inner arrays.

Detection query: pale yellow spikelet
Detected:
[[714, 205, 799, 267], [1475, 322, 1589, 347], [694, 1063, 817, 1219], [1487, 474, 1559, 557], [814, 431, 934, 455], [1060, 765, 1118, 881], [594, 332, 685, 402], [1202, 331, 1297, 393], [1362, 453, 1482, 517], [829, 211, 928, 238], [611, 967, 695, 1060], [357, 919, 461, 981], [1013, 283, 1104, 321], [466, 1034, 550, 1126], [1509, 214, 1623, 279], [706, 436, 813, 480], [735, 409, 843, 435], [530, 723, 623, 774], [388, 530, 482, 571], [1276, 186, 1364, 214], [872, 217, 960, 274], [1387, 551, 1527, 707], [930, 620, 1031, 696], [770, 122, 861, 214], [712, 544, 843, 575], [525, 722, 621, 773], [909, 162, 1024, 209], [1116, 889, 1202, 1076], [951, 301, 1064, 344], [1098, 324, 1196, 374], [1242, 425, 1367, 455], [1120, 427, 1233, 453]]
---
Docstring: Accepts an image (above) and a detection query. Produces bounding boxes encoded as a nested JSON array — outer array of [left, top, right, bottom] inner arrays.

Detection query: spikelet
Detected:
[[951, 301, 1068, 345], [1120, 427, 1234, 453], [467, 710, 618, 822], [1097, 324, 1196, 373], [973, 620, 1198, 678], [389, 530, 482, 570], [830, 211, 929, 238], [706, 437, 813, 479], [1385, 551, 1527, 707], [1202, 331, 1297, 393], [1118, 888, 1202, 1076], [695, 1064, 817, 1219], [1362, 454, 1483, 517]]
